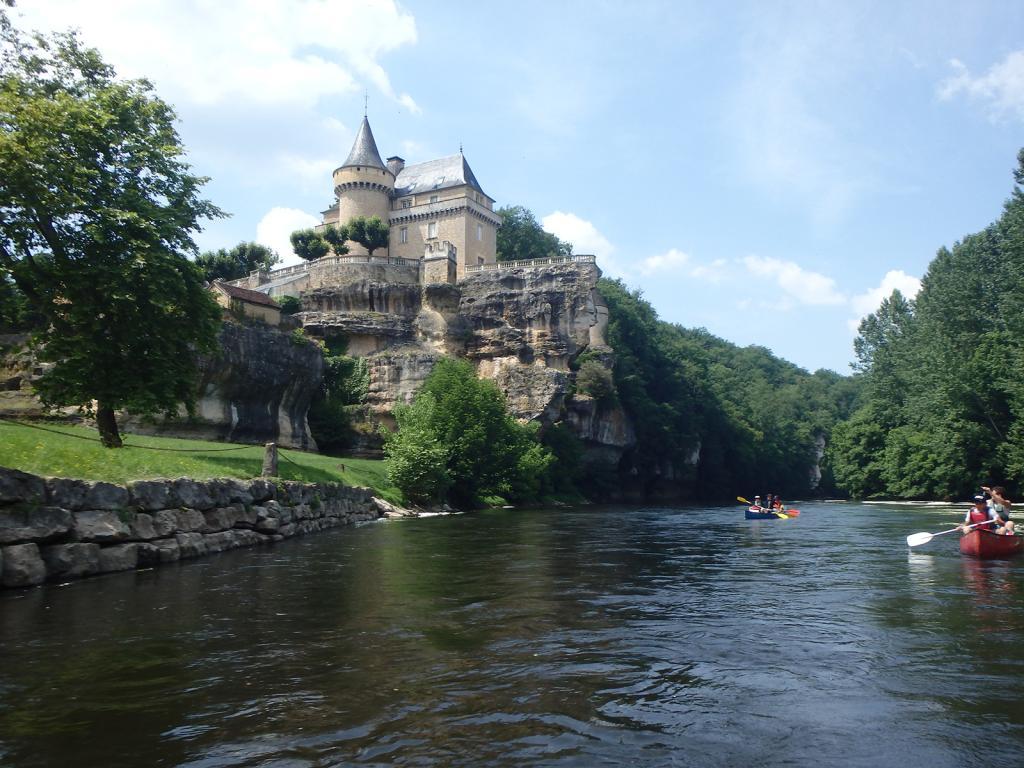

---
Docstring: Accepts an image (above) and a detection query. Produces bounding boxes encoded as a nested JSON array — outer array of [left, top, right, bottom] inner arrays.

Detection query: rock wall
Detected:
[[125, 321, 323, 449], [299, 262, 634, 465], [0, 467, 385, 590], [1, 323, 323, 450]]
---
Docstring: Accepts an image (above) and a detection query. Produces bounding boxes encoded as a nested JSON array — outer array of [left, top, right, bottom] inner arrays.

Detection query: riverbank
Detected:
[[0, 419, 402, 503], [0, 467, 395, 589]]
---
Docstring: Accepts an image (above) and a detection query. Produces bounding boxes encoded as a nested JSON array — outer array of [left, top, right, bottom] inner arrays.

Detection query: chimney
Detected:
[[386, 156, 405, 175]]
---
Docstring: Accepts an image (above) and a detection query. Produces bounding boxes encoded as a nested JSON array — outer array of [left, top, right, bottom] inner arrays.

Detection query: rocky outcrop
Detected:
[[1, 323, 323, 450], [0, 467, 383, 589], [124, 322, 323, 450], [298, 261, 634, 467], [457, 263, 607, 368]]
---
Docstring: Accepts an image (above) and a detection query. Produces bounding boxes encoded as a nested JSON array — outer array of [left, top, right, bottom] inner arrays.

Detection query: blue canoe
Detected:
[[745, 507, 790, 520]]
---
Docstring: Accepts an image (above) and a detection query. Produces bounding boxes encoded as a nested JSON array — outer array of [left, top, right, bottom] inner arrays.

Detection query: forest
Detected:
[[828, 149, 1024, 500]]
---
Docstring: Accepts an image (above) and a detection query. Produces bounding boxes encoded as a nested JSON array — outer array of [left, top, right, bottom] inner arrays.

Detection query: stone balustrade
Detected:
[[0, 468, 389, 589], [464, 254, 597, 274]]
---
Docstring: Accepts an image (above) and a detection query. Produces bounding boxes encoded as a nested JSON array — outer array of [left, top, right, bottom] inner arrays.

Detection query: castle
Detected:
[[237, 116, 505, 296]]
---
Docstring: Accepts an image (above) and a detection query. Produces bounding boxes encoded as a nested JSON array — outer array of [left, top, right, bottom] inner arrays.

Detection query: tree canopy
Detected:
[[195, 242, 279, 283], [496, 205, 572, 262], [0, 26, 223, 446], [828, 148, 1024, 499], [290, 224, 349, 261], [384, 358, 554, 507], [345, 216, 389, 256], [597, 278, 857, 500]]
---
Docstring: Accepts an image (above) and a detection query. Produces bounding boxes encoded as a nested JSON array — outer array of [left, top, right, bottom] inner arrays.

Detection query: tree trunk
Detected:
[[96, 402, 123, 448]]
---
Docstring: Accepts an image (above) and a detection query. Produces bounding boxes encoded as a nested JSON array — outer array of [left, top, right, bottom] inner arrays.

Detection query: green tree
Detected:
[[195, 242, 279, 283], [307, 342, 369, 455], [0, 26, 223, 447], [0, 273, 42, 331], [829, 148, 1024, 499], [345, 216, 389, 256], [289, 229, 330, 261], [496, 205, 572, 262], [275, 295, 302, 315], [384, 357, 554, 507], [384, 393, 451, 505], [322, 223, 349, 256], [290, 224, 349, 261]]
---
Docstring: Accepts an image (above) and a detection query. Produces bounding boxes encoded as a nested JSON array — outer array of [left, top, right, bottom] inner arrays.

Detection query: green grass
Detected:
[[0, 420, 403, 504]]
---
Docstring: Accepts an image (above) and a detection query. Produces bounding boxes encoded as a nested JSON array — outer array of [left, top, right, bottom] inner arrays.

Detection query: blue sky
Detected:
[[11, 1, 1024, 373]]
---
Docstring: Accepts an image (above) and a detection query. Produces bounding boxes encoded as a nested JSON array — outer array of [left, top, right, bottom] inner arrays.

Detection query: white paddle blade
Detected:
[[906, 532, 933, 547]]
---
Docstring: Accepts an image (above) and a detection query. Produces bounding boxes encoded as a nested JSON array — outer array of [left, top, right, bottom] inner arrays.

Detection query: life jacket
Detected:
[[968, 506, 995, 529]]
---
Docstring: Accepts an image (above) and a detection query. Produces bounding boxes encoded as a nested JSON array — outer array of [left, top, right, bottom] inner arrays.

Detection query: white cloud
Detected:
[[639, 249, 690, 275], [638, 250, 729, 284], [255, 207, 320, 266], [937, 52, 1024, 122], [690, 258, 729, 283], [741, 255, 846, 306], [275, 153, 338, 190], [11, 0, 418, 110], [847, 269, 921, 330], [541, 211, 622, 275]]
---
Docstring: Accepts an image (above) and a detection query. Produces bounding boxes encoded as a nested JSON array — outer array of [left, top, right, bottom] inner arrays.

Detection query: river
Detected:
[[1, 501, 1023, 767]]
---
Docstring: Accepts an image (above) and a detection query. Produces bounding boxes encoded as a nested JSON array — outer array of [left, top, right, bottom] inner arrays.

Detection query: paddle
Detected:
[[906, 520, 990, 548]]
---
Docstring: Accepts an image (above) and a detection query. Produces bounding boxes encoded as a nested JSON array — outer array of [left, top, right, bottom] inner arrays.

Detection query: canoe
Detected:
[[959, 529, 1024, 559], [746, 507, 789, 520]]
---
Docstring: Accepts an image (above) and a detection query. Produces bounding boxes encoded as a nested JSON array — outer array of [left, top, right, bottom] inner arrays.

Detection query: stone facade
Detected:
[[318, 116, 501, 281], [0, 467, 389, 589]]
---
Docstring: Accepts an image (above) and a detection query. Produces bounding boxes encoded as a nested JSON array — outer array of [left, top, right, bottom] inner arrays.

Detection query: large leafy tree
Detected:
[[829, 148, 1024, 499], [0, 26, 223, 446], [597, 277, 856, 500], [195, 242, 279, 283], [345, 216, 389, 256], [384, 357, 553, 507], [290, 224, 348, 261], [496, 205, 572, 262]]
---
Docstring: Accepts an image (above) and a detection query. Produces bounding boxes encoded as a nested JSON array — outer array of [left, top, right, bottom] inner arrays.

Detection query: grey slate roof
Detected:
[[341, 117, 386, 170], [394, 154, 489, 199]]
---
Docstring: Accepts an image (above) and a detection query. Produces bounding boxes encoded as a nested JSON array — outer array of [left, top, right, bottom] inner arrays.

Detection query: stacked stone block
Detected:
[[0, 468, 383, 589]]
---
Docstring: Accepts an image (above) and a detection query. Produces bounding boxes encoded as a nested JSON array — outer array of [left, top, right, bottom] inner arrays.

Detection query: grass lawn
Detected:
[[0, 419, 403, 504]]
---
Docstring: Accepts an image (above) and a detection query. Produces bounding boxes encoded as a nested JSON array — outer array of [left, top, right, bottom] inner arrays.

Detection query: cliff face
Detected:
[[190, 323, 323, 450], [0, 324, 322, 450], [298, 262, 634, 463]]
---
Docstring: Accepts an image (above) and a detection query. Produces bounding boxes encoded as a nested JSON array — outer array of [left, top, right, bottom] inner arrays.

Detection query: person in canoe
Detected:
[[751, 495, 763, 510], [959, 494, 998, 534], [982, 485, 1015, 535]]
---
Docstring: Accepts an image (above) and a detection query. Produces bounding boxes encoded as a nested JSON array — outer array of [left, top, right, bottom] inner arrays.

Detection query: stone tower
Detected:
[[328, 116, 395, 255], [321, 115, 501, 277]]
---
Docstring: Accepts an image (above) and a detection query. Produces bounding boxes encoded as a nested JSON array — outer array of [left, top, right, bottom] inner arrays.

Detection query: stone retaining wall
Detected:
[[0, 468, 386, 589]]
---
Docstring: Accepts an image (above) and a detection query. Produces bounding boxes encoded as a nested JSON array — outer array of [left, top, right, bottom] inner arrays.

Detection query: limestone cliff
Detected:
[[0, 323, 322, 450], [129, 322, 322, 450], [297, 261, 634, 463]]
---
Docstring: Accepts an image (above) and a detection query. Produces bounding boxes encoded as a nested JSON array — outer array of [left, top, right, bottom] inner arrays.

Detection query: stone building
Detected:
[[321, 116, 501, 279], [211, 281, 281, 326]]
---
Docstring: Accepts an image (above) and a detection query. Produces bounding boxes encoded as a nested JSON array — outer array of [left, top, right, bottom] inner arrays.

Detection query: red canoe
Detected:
[[959, 529, 1024, 559]]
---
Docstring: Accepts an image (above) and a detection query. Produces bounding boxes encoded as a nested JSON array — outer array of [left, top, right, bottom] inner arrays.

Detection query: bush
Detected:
[[383, 358, 557, 507], [575, 359, 617, 404]]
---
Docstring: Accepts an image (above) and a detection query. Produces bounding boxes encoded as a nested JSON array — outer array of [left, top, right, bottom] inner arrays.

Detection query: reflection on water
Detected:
[[2, 503, 1024, 767]]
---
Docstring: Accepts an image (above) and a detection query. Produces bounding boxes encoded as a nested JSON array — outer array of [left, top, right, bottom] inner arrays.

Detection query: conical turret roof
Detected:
[[341, 116, 386, 170]]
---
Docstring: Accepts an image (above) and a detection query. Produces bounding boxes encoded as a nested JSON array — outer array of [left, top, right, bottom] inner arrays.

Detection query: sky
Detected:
[[9, 0, 1024, 374]]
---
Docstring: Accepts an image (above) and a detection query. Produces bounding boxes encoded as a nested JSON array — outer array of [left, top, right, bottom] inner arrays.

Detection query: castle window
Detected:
[[400, 226, 408, 244], [427, 222, 438, 239], [476, 223, 483, 241], [430, 194, 439, 203], [402, 199, 411, 209]]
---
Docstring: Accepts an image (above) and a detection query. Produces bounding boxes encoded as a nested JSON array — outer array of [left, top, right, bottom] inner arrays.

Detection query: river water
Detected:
[[2, 502, 1023, 767]]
